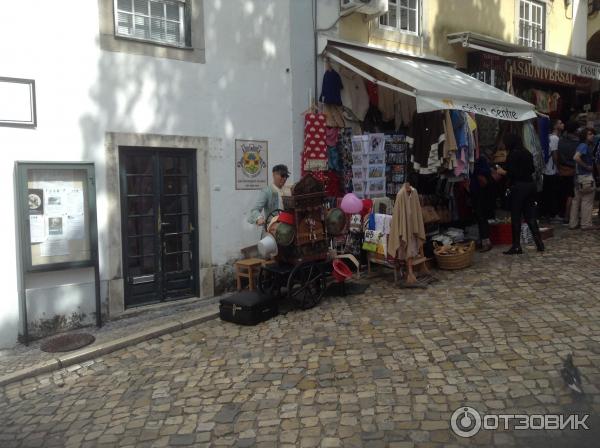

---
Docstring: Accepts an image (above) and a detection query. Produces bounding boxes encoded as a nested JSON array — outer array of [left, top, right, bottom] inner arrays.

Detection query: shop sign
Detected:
[[417, 97, 536, 121], [470, 53, 591, 89], [578, 63, 600, 80], [505, 59, 576, 86], [235, 139, 268, 190]]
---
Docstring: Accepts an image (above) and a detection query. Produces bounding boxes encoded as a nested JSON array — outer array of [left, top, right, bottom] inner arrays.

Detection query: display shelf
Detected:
[[384, 134, 408, 198]]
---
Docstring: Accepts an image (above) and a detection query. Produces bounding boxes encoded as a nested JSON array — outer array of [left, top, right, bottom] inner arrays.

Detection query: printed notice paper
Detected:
[[29, 215, 45, 243], [66, 188, 84, 215], [64, 215, 85, 240], [40, 239, 70, 257]]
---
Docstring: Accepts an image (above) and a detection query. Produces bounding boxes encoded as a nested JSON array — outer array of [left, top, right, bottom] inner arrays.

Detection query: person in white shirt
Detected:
[[542, 119, 564, 222]]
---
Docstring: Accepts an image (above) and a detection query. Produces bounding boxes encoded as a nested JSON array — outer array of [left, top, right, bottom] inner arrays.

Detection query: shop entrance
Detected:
[[119, 148, 198, 308]]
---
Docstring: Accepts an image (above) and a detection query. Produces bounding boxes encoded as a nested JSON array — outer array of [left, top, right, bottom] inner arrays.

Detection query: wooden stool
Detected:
[[234, 258, 264, 291]]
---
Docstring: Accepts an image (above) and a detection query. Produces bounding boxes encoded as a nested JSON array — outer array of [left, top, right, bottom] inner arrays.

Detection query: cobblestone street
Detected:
[[1, 228, 600, 447]]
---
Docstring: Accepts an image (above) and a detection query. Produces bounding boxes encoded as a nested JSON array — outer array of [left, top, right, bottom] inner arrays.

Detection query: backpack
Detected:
[[557, 136, 578, 177]]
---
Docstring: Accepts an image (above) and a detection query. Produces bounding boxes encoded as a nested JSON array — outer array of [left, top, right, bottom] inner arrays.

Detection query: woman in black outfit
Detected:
[[497, 133, 545, 255]]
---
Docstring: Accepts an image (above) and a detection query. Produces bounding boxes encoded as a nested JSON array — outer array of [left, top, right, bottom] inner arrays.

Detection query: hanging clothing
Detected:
[[408, 111, 445, 171], [475, 115, 500, 152], [365, 80, 379, 106], [340, 67, 370, 120], [338, 127, 354, 193], [395, 93, 416, 129], [378, 85, 395, 122], [319, 69, 343, 105], [388, 184, 426, 261], [363, 105, 384, 132], [324, 170, 343, 198], [538, 116, 551, 163], [323, 104, 345, 128], [327, 146, 343, 172], [451, 111, 470, 176], [325, 127, 339, 147], [442, 110, 458, 169], [522, 121, 544, 191]]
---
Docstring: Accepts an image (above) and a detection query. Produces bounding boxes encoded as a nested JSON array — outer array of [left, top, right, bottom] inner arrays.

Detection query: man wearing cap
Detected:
[[248, 164, 290, 226]]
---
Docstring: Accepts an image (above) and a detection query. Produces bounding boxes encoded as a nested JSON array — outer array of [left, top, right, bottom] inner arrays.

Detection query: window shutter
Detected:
[[115, 0, 188, 46], [118, 0, 133, 12], [117, 12, 133, 36], [134, 0, 149, 15], [184, 1, 191, 46]]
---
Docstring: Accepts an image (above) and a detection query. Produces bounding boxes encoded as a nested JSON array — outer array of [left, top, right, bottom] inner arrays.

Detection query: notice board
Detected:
[[16, 162, 98, 272]]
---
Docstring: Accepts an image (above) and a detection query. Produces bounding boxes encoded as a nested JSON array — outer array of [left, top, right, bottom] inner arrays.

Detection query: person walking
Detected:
[[496, 133, 544, 255], [470, 153, 499, 252], [542, 119, 563, 222], [557, 121, 579, 222], [569, 128, 597, 230]]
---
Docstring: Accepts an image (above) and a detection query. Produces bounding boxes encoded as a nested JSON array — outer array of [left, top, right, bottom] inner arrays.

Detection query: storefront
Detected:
[[448, 31, 600, 121], [291, 39, 546, 286]]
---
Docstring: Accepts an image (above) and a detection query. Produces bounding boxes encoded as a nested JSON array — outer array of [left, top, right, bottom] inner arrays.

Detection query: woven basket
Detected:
[[433, 241, 475, 270]]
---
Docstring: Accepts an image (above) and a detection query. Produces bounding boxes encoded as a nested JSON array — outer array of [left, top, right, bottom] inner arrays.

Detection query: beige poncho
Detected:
[[387, 184, 426, 260]]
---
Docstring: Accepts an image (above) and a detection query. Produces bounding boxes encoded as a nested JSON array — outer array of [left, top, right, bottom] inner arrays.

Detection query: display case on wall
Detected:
[[15, 162, 101, 343]]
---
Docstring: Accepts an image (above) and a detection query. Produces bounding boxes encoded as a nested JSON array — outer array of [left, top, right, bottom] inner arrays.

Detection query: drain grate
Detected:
[[40, 333, 96, 353]]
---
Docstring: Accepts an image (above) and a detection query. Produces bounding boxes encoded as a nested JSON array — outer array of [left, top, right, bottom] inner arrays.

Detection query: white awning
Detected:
[[326, 45, 536, 122], [447, 31, 600, 81]]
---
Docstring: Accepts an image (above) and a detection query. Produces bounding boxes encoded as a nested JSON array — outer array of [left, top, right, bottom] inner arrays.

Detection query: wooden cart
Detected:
[[257, 174, 340, 309]]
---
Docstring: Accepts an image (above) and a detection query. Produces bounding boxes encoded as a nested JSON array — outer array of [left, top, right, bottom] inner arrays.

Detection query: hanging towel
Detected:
[[303, 113, 328, 172]]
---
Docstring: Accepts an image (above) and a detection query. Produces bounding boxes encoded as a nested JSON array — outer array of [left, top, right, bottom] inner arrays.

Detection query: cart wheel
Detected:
[[258, 267, 282, 299], [287, 261, 326, 310]]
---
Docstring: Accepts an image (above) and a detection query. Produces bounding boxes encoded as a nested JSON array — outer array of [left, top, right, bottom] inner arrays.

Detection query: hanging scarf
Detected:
[[271, 184, 284, 210]]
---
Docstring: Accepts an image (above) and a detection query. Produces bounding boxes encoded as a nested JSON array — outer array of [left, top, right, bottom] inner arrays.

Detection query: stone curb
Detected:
[[0, 307, 219, 387]]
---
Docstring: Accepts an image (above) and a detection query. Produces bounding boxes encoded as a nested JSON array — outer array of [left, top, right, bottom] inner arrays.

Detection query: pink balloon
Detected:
[[340, 193, 363, 214]]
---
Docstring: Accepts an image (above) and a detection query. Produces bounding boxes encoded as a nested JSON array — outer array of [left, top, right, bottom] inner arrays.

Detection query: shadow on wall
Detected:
[[77, 0, 287, 298], [431, 0, 507, 65]]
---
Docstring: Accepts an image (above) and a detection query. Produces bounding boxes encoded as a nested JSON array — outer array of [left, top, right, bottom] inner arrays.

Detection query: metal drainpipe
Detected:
[[314, 0, 318, 104]]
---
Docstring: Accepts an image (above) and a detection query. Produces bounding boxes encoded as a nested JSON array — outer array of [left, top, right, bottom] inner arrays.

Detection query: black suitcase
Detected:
[[219, 291, 278, 325]]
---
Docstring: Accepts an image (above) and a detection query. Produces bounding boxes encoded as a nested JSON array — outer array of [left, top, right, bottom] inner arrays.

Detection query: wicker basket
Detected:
[[433, 241, 475, 270]]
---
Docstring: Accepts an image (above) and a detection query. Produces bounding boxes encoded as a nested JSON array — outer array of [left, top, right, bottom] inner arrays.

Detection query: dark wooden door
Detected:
[[120, 148, 198, 308]]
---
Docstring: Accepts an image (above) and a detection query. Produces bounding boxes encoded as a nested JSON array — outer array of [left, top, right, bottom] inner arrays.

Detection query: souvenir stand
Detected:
[[256, 174, 358, 309], [301, 43, 540, 283]]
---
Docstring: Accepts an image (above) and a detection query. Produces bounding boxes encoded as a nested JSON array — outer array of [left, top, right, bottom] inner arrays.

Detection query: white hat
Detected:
[[257, 234, 278, 258]]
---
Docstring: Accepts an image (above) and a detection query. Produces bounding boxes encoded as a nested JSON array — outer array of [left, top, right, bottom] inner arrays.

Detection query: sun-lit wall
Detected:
[[336, 0, 584, 67], [0, 0, 301, 347]]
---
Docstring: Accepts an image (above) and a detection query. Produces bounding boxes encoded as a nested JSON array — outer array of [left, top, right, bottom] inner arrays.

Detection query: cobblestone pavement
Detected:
[[1, 228, 599, 447], [0, 296, 221, 377]]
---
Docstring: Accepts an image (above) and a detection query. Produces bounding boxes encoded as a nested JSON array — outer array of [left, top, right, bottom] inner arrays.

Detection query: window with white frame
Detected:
[[115, 0, 190, 47], [379, 0, 419, 35], [519, 0, 545, 49]]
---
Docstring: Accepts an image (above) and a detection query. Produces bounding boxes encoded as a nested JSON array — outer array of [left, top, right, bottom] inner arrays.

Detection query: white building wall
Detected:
[[289, 0, 318, 180], [571, 0, 588, 58], [0, 0, 299, 347]]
